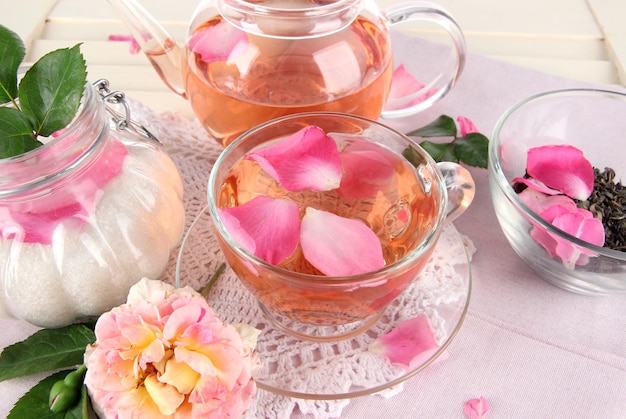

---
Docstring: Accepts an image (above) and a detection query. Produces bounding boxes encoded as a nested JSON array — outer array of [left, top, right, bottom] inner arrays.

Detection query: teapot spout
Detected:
[[107, 0, 186, 98]]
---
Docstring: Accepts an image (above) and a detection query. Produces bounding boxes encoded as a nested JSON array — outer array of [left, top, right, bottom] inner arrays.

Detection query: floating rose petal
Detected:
[[337, 138, 396, 199], [246, 126, 342, 192], [456, 116, 479, 136], [300, 207, 384, 276], [526, 145, 594, 200], [188, 21, 248, 63], [218, 196, 300, 265], [463, 396, 490, 419], [369, 314, 440, 370]]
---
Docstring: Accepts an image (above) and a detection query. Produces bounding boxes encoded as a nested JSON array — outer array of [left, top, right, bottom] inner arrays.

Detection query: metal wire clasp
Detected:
[[93, 79, 160, 144]]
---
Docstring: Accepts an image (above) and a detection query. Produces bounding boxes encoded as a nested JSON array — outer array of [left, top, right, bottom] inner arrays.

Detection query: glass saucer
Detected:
[[176, 206, 472, 400]]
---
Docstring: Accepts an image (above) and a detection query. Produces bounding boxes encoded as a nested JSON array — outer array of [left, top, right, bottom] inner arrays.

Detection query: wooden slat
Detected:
[[0, 0, 57, 48], [2, 0, 624, 108], [378, 0, 620, 85], [38, 20, 188, 42], [47, 0, 195, 23], [587, 0, 626, 85], [377, 0, 603, 37]]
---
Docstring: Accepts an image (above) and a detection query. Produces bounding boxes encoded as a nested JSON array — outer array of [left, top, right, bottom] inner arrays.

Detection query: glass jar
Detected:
[[0, 80, 185, 327]]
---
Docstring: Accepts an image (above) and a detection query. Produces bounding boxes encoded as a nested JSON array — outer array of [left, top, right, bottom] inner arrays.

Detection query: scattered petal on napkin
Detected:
[[463, 396, 490, 419]]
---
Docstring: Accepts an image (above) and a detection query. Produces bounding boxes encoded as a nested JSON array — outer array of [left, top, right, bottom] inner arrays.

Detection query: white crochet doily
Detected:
[[129, 99, 475, 419]]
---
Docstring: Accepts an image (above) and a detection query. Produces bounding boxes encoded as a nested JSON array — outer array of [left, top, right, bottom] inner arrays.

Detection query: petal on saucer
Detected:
[[218, 196, 300, 265], [245, 126, 342, 192], [300, 207, 384, 276], [369, 314, 440, 370]]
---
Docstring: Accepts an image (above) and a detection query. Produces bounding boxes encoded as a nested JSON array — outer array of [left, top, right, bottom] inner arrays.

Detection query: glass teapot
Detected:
[[108, 0, 466, 146]]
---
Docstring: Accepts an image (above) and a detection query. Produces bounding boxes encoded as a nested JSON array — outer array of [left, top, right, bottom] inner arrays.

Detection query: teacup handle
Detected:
[[381, 2, 466, 119], [437, 162, 475, 224]]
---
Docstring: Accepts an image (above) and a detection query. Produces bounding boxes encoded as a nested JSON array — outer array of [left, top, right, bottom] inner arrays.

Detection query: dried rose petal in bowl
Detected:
[[489, 88, 626, 295]]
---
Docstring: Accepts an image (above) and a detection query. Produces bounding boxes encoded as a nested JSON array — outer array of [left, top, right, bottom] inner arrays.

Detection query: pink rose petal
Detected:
[[517, 188, 579, 214], [108, 34, 141, 55], [218, 196, 301, 265], [245, 126, 342, 192], [526, 145, 594, 200], [551, 210, 605, 268], [386, 64, 437, 110], [300, 207, 384, 276], [463, 396, 490, 419], [337, 138, 396, 199], [513, 177, 562, 196], [369, 315, 440, 370], [388, 64, 426, 100], [188, 21, 248, 63], [530, 203, 605, 268], [456, 116, 479, 136]]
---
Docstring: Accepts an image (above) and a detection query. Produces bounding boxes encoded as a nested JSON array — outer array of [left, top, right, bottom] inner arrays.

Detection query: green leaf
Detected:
[[406, 115, 457, 138], [0, 324, 95, 382], [453, 133, 490, 168], [7, 370, 89, 419], [18, 43, 87, 137], [0, 106, 40, 158], [0, 24, 25, 103], [402, 145, 427, 167], [419, 140, 458, 163]]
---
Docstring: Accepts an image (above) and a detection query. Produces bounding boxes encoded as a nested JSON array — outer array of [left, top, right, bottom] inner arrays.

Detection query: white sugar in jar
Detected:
[[0, 81, 185, 327]]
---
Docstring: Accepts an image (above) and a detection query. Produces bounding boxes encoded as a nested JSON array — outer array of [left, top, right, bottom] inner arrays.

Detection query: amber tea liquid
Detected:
[[215, 134, 440, 325], [181, 16, 393, 146]]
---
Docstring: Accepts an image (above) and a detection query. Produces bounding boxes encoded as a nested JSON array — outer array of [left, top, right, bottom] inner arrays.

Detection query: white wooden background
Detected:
[[2, 0, 626, 118]]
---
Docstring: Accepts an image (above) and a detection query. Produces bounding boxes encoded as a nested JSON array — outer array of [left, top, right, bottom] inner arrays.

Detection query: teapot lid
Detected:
[[218, 0, 361, 38]]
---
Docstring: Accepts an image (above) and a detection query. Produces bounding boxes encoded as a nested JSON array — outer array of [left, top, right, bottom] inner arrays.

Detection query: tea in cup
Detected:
[[208, 112, 474, 340]]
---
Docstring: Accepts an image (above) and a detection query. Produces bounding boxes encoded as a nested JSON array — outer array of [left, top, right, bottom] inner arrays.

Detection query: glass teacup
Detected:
[[208, 112, 474, 340]]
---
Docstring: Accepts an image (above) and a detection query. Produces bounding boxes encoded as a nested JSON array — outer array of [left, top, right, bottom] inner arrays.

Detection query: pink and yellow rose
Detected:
[[84, 278, 260, 419]]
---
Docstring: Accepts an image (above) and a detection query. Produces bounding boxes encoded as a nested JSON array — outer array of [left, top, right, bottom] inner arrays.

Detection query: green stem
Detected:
[[199, 263, 226, 298]]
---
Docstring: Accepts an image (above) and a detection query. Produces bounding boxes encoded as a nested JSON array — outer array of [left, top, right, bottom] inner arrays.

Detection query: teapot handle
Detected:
[[380, 2, 466, 119]]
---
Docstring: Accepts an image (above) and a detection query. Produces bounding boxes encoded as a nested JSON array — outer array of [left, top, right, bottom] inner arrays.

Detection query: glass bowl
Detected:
[[489, 88, 626, 295]]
